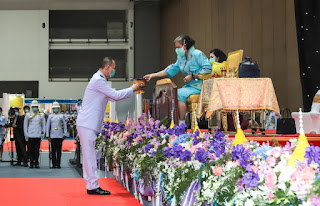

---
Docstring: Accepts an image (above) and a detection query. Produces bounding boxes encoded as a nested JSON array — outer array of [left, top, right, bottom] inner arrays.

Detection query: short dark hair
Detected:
[[0, 107, 2, 112], [24, 105, 30, 110], [101, 57, 114, 68], [174, 35, 195, 50], [14, 107, 20, 112], [210, 49, 227, 63]]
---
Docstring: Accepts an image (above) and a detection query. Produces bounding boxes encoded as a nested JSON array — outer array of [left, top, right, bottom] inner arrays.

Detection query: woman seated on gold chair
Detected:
[[209, 48, 228, 76], [144, 35, 211, 125]]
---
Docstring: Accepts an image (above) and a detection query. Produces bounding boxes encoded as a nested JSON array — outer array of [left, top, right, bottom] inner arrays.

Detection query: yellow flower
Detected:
[[39, 121, 42, 124]]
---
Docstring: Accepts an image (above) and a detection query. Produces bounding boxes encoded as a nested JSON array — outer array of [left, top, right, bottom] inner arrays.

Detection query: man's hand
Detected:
[[143, 73, 154, 82], [183, 75, 193, 83], [48, 137, 51, 142], [12, 123, 17, 128], [63, 136, 66, 141], [131, 83, 145, 92]]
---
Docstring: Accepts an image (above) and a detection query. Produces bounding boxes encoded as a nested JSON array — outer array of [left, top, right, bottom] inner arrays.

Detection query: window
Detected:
[[49, 10, 133, 82]]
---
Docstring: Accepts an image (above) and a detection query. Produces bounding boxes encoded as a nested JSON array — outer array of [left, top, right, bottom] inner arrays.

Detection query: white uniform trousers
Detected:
[[77, 126, 99, 190]]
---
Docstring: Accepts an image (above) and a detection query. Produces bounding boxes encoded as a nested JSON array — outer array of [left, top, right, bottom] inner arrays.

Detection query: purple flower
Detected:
[[166, 128, 175, 135], [211, 131, 226, 157], [243, 168, 260, 188], [236, 178, 244, 191], [195, 148, 208, 163], [163, 147, 173, 158], [231, 144, 251, 168], [193, 137, 201, 145], [172, 145, 183, 158], [180, 150, 192, 161], [145, 143, 152, 153], [305, 145, 320, 164], [150, 150, 157, 157]]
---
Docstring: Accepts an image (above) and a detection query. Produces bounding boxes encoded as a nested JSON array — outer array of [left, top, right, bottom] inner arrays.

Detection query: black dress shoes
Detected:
[[29, 164, 34, 169], [14, 162, 21, 166], [35, 164, 40, 169], [23, 162, 28, 167], [87, 187, 111, 195]]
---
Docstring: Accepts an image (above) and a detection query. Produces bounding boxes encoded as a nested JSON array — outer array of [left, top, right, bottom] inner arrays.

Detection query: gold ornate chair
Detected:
[[226, 49, 243, 76], [186, 74, 212, 131]]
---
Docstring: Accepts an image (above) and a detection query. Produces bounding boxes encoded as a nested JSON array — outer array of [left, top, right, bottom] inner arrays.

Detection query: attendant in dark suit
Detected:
[[12, 107, 28, 167]]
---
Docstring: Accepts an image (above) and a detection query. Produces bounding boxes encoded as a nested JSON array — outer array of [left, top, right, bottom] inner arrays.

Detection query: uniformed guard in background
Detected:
[[76, 57, 143, 195], [24, 100, 46, 168], [46, 101, 67, 169], [0, 107, 7, 161], [12, 107, 28, 166]]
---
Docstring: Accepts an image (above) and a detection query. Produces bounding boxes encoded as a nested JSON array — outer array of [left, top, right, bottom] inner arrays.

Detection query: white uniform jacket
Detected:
[[24, 112, 46, 140], [46, 114, 68, 139], [0, 115, 7, 135], [76, 70, 133, 133]]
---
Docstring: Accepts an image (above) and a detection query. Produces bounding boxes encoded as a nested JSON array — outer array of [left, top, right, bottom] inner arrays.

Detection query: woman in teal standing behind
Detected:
[[144, 35, 211, 125]]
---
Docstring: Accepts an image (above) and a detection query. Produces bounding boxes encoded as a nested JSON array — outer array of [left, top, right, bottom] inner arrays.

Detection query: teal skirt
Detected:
[[178, 85, 201, 103]]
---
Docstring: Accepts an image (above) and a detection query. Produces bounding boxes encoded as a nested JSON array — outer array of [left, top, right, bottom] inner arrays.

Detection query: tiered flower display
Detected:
[[95, 114, 320, 206]]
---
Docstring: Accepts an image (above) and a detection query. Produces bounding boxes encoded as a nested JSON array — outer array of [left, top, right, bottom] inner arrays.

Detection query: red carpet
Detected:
[[0, 178, 141, 206], [3, 140, 76, 152]]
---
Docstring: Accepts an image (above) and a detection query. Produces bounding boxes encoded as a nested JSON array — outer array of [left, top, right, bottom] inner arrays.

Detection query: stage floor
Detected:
[[188, 129, 320, 146]]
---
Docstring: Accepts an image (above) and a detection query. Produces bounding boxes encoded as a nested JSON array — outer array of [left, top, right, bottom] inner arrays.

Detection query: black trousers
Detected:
[[28, 138, 41, 165], [14, 132, 27, 163], [51, 138, 63, 167]]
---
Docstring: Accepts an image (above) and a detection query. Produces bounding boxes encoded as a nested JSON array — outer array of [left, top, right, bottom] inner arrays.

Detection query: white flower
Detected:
[[278, 166, 295, 183], [244, 198, 254, 206]]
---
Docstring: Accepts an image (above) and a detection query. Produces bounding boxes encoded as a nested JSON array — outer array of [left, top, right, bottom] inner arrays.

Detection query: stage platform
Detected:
[[188, 129, 320, 146]]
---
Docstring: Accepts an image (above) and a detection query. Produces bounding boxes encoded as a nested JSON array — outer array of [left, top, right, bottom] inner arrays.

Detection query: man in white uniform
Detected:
[[76, 57, 143, 195], [46, 101, 67, 168], [24, 100, 46, 168], [0, 107, 7, 161]]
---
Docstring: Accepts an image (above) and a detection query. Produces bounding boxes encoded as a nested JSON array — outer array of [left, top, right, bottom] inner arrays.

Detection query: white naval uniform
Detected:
[[76, 70, 133, 190], [46, 114, 68, 139], [0, 115, 7, 144], [23, 112, 46, 165], [24, 112, 46, 140]]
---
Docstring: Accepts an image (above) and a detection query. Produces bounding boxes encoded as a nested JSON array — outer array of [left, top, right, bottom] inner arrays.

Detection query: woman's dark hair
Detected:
[[210, 49, 227, 63], [0, 107, 2, 112], [23, 105, 30, 110], [174, 35, 195, 50]]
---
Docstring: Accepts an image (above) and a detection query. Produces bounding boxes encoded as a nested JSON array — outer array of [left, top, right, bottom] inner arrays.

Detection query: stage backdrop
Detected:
[[160, 0, 302, 112], [294, 0, 320, 111]]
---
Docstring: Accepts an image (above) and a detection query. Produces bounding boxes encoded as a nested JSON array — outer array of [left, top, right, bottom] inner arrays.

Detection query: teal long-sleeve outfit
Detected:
[[164, 46, 212, 102]]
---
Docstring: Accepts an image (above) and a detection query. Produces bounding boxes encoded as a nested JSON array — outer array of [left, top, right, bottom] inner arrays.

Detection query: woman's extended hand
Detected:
[[143, 73, 154, 81], [183, 75, 193, 83]]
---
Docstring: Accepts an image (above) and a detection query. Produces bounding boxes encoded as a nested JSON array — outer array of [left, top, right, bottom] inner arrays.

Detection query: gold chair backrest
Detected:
[[226, 49, 243, 76]]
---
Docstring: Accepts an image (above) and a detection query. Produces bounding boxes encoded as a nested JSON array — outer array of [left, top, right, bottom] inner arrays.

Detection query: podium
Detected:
[[153, 78, 179, 125]]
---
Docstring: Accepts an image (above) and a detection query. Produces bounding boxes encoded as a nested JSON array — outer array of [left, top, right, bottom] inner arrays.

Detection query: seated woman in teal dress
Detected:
[[144, 35, 211, 125]]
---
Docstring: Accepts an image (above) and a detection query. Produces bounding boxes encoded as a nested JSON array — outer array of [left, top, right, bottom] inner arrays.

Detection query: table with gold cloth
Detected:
[[197, 78, 280, 132]]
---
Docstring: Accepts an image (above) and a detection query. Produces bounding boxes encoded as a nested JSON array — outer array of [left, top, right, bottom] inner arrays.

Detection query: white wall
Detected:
[[0, 10, 131, 104]]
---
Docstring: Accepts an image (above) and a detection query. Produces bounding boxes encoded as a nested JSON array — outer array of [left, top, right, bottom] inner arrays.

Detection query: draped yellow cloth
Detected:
[[197, 78, 280, 118]]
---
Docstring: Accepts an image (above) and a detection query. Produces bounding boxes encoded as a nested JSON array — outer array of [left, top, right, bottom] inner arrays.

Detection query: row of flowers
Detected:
[[95, 114, 320, 206]]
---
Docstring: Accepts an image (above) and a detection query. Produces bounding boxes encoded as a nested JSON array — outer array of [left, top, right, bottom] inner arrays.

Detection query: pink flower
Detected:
[[271, 149, 281, 158], [161, 139, 167, 145], [265, 170, 277, 188], [168, 143, 173, 148], [266, 156, 276, 167], [169, 135, 176, 141], [234, 160, 240, 167], [292, 166, 315, 182], [135, 137, 139, 143], [213, 166, 223, 176], [154, 141, 159, 150], [269, 191, 276, 200], [251, 165, 259, 174]]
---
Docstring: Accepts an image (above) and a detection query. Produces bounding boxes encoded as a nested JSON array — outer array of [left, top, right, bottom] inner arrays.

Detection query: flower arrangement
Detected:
[[95, 114, 320, 206]]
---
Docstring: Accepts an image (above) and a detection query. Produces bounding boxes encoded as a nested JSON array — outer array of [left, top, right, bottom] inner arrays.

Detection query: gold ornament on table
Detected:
[[287, 108, 310, 168], [232, 110, 247, 147]]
